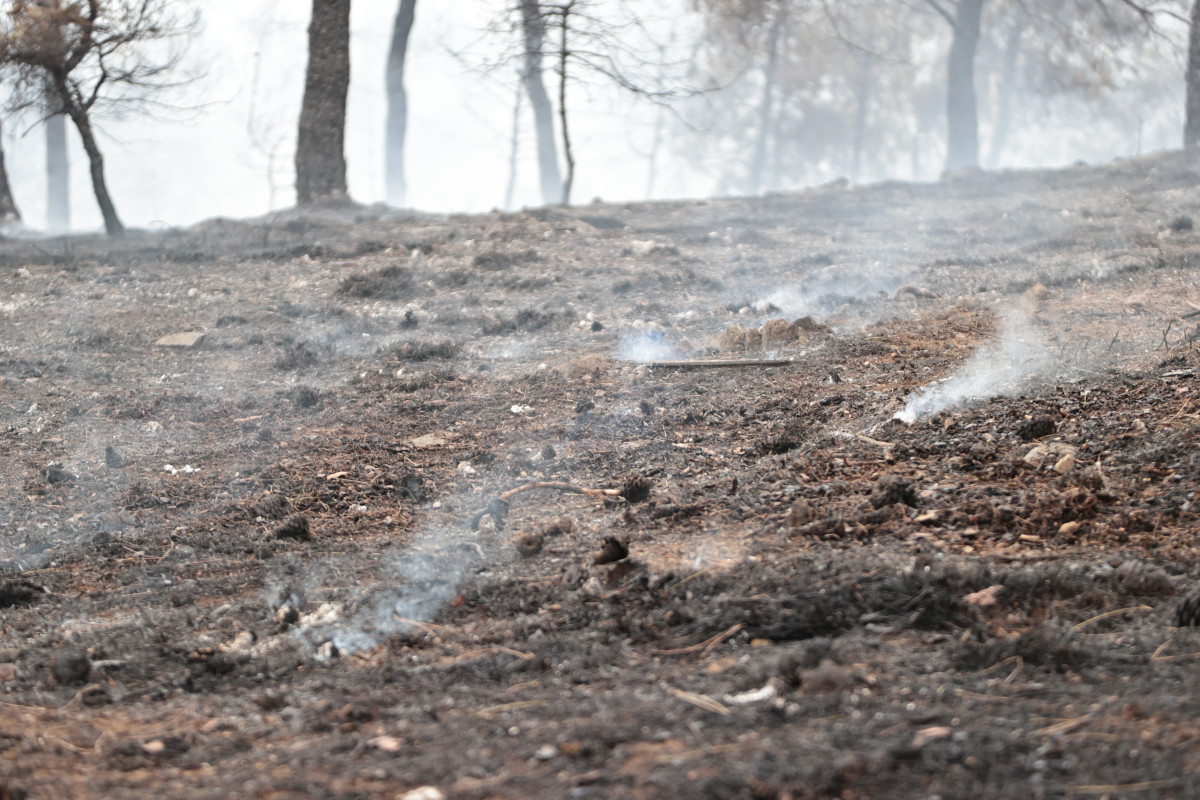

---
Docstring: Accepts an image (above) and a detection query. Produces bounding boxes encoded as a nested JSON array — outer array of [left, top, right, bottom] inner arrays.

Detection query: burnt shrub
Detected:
[[337, 264, 414, 299]]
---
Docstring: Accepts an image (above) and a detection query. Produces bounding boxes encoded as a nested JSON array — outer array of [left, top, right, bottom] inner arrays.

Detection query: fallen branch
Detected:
[[644, 359, 792, 369], [656, 622, 746, 656]]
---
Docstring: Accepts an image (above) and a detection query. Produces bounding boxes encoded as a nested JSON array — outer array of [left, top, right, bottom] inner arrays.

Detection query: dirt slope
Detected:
[[4, 152, 1200, 798]]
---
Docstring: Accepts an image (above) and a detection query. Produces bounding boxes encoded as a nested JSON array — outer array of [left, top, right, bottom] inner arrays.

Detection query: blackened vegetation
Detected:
[[481, 308, 556, 334], [386, 339, 458, 361], [622, 475, 652, 503], [1017, 414, 1057, 441], [336, 264, 414, 299], [472, 249, 539, 270], [273, 514, 312, 540], [869, 474, 918, 508], [0, 580, 42, 608]]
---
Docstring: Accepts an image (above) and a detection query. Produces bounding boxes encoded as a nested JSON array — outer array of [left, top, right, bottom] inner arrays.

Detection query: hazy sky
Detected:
[[0, 0, 1187, 234]]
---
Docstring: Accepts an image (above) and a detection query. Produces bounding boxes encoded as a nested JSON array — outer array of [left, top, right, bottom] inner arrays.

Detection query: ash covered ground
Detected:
[[5, 153, 1200, 798]]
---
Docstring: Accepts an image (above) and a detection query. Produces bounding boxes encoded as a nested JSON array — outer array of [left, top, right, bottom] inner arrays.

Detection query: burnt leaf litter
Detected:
[[5, 154, 1200, 797]]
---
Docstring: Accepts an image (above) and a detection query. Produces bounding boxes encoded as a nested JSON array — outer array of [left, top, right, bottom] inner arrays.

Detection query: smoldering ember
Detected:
[[4, 152, 1200, 798]]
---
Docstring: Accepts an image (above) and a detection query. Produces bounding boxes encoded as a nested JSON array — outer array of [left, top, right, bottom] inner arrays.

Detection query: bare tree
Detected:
[[925, 0, 985, 172], [45, 78, 68, 231], [1187, 0, 1200, 147], [520, 0, 562, 205], [0, 121, 18, 222], [747, 1, 785, 195], [295, 0, 351, 205], [0, 0, 196, 236], [386, 0, 416, 206]]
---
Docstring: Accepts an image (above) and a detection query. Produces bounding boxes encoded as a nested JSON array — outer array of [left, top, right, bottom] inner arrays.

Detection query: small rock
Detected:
[[369, 735, 403, 753], [51, 648, 91, 685], [397, 788, 445, 800], [534, 744, 558, 760], [155, 331, 206, 348], [1058, 521, 1082, 536], [1053, 453, 1076, 474]]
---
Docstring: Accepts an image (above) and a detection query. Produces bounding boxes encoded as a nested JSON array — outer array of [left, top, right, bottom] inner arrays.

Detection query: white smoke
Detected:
[[617, 331, 677, 362], [895, 308, 1048, 423]]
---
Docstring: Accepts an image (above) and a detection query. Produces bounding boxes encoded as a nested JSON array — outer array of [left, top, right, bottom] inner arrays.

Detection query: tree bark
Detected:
[[944, 0, 984, 172], [58, 82, 123, 236], [986, 6, 1024, 168], [520, 0, 562, 205], [0, 122, 19, 224], [385, 0, 416, 206], [1186, 0, 1200, 149], [46, 109, 70, 232], [748, 6, 785, 195], [557, 4, 574, 205], [296, 0, 351, 205]]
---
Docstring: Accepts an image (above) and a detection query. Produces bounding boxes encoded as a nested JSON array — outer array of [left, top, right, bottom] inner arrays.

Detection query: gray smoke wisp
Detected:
[[895, 308, 1048, 423], [297, 522, 493, 655]]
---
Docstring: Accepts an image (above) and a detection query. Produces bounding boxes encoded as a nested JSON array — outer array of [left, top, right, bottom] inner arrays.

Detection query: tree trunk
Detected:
[[1186, 0, 1200, 148], [748, 6, 785, 195], [0, 122, 19, 223], [504, 80, 522, 210], [520, 0, 562, 205], [557, 4, 574, 205], [944, 0, 984, 172], [59, 84, 123, 236], [46, 109, 70, 232], [296, 0, 351, 205], [986, 6, 1024, 168], [386, 0, 416, 206]]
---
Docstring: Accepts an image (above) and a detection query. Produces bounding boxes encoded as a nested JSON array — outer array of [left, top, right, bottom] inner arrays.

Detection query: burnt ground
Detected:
[[4, 152, 1200, 799]]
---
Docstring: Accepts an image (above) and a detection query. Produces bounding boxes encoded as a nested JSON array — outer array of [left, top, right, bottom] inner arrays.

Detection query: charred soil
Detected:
[[5, 153, 1200, 798]]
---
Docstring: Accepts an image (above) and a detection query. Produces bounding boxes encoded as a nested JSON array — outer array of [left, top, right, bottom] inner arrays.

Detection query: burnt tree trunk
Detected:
[[944, 0, 984, 172], [748, 6, 785, 196], [520, 0, 562, 205], [0, 122, 19, 223], [55, 77, 123, 236], [46, 102, 70, 232], [296, 0, 351, 205], [557, 4, 575, 205], [385, 0, 416, 206], [1187, 0, 1200, 149], [986, 6, 1024, 168]]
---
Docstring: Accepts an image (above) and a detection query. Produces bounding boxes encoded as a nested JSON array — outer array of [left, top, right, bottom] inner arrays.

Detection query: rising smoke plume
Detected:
[[895, 308, 1049, 423]]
